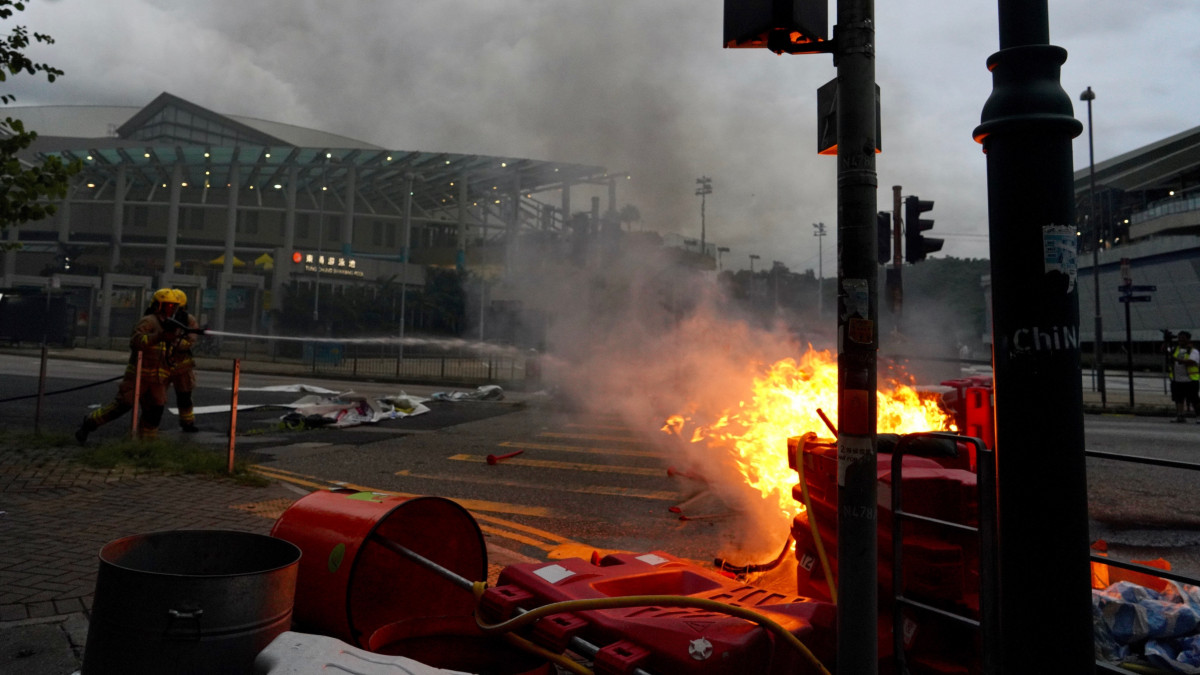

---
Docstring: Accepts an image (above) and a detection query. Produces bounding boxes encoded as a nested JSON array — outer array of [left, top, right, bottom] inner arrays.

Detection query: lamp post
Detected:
[[397, 172, 415, 369], [1081, 86, 1106, 408], [749, 253, 760, 273], [717, 246, 730, 271], [313, 155, 331, 323], [813, 222, 826, 317], [695, 176, 712, 257]]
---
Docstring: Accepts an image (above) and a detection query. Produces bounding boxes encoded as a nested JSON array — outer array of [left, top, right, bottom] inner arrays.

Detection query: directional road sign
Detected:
[[1117, 285, 1157, 293], [1118, 295, 1152, 303]]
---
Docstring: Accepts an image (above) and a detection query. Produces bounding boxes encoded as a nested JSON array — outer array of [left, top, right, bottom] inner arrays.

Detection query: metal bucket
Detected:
[[269, 490, 486, 649], [81, 529, 301, 675]]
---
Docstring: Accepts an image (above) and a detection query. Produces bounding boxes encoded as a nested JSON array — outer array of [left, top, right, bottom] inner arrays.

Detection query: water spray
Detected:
[[201, 329, 527, 358]]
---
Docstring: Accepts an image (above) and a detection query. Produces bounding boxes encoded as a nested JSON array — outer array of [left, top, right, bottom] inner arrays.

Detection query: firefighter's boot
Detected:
[[75, 417, 98, 446]]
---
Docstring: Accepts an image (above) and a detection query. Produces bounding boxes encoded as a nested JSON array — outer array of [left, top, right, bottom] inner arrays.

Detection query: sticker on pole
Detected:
[[837, 435, 874, 487], [1043, 224, 1077, 293]]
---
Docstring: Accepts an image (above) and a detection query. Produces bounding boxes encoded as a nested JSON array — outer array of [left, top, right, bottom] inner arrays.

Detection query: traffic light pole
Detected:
[[892, 185, 903, 322], [973, 1, 1094, 671], [834, 0, 879, 671]]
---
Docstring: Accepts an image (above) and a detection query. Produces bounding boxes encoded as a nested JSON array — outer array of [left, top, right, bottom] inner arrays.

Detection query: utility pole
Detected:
[[974, 1, 1093, 670], [832, 0, 880, 671], [1082, 86, 1106, 408], [889, 185, 903, 324], [696, 176, 712, 258], [813, 222, 826, 317], [722, 3, 876, 669]]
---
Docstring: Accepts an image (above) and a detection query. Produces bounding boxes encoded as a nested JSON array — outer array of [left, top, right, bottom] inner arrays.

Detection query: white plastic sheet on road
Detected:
[[283, 391, 430, 428], [171, 384, 431, 429]]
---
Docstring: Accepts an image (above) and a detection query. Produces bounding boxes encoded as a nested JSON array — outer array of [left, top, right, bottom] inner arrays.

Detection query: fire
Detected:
[[667, 347, 953, 520]]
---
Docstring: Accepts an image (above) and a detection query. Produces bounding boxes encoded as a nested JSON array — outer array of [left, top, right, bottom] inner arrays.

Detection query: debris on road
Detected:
[[431, 385, 505, 401]]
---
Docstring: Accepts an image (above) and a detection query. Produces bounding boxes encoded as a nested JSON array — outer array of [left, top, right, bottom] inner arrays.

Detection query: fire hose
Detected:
[[369, 533, 833, 675], [713, 534, 794, 576], [0, 374, 122, 404]]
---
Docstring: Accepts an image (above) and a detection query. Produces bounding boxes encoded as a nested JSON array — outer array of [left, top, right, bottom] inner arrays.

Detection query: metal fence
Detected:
[[92, 335, 536, 389]]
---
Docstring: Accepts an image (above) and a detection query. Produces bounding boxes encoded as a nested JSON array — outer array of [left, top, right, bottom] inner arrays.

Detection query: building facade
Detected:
[[1, 92, 613, 345]]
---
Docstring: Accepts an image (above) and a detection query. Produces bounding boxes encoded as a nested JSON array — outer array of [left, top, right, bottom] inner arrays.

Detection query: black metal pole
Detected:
[[834, 0, 879, 671], [1125, 297, 1135, 408], [1083, 88, 1106, 408], [973, 1, 1094, 671]]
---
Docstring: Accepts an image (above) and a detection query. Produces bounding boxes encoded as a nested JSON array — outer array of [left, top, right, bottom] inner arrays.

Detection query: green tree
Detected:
[[0, 0, 80, 240]]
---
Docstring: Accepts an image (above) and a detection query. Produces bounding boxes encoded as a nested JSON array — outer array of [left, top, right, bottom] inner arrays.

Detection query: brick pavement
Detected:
[[0, 444, 301, 623]]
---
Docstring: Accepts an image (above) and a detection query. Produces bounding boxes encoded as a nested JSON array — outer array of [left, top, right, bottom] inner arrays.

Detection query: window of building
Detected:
[[129, 206, 149, 229], [239, 211, 259, 235]]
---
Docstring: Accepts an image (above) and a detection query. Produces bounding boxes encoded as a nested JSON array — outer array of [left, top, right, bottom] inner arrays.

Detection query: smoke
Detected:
[[496, 234, 823, 559]]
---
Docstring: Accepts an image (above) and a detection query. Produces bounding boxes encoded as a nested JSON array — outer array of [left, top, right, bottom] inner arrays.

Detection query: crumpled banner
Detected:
[[430, 385, 505, 401], [282, 391, 431, 428], [1094, 581, 1200, 673]]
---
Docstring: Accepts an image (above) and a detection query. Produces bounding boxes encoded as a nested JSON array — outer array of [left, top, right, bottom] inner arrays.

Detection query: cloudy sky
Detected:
[[9, 0, 1199, 272]]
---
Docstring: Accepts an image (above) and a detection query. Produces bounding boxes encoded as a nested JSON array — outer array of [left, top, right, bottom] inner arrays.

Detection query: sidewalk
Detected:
[[0, 443, 536, 674], [0, 443, 305, 674]]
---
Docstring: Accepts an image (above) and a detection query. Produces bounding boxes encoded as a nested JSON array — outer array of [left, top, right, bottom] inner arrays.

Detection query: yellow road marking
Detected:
[[396, 468, 678, 501], [251, 466, 331, 491], [472, 512, 573, 544], [251, 465, 556, 517], [538, 432, 644, 443], [479, 524, 557, 552], [547, 542, 629, 560], [254, 467, 589, 556], [497, 440, 665, 458], [448, 454, 663, 476], [564, 423, 635, 431]]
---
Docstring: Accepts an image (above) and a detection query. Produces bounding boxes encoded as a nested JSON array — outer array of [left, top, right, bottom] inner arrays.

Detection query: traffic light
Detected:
[[904, 195, 943, 263], [877, 211, 891, 264]]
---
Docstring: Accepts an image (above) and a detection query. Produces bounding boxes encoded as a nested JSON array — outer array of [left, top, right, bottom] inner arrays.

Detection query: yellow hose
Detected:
[[796, 432, 838, 604], [476, 593, 832, 675]]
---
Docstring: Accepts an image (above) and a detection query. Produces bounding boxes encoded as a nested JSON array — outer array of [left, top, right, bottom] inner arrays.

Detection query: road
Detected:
[[3, 352, 1199, 584]]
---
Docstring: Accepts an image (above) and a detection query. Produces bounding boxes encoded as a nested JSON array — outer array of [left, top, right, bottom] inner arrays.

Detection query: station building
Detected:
[[0, 92, 614, 346]]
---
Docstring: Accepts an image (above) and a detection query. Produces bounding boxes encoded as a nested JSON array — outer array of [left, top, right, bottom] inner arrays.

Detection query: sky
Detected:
[[9, 0, 1200, 273]]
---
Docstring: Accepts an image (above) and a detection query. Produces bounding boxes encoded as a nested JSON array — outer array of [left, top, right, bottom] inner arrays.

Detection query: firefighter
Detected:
[[1168, 330, 1200, 423], [74, 288, 184, 444], [168, 289, 201, 432]]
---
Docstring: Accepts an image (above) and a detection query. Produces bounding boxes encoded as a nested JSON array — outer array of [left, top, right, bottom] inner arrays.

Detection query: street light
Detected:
[[695, 176, 712, 257], [313, 155, 332, 323], [813, 222, 827, 317], [1081, 86, 1105, 408], [749, 253, 760, 273], [717, 246, 730, 271]]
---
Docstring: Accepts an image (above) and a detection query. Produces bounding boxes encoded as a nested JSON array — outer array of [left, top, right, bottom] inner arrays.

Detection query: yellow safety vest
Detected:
[[1174, 347, 1200, 381]]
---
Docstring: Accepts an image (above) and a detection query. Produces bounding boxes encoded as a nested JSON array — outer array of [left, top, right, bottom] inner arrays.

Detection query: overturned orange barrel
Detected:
[[269, 489, 487, 649]]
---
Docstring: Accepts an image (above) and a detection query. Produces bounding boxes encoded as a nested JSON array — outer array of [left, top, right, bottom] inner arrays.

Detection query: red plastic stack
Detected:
[[480, 551, 837, 675], [788, 434, 983, 673]]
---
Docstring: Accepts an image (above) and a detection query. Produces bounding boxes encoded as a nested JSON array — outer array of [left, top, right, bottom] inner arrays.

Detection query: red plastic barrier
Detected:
[[940, 376, 994, 452], [480, 551, 836, 675], [788, 434, 983, 673]]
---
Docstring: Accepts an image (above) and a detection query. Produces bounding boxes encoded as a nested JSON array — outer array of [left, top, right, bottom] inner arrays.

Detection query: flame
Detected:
[[669, 347, 953, 521]]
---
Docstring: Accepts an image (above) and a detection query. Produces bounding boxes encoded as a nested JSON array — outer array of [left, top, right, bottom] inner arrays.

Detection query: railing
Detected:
[[890, 432, 998, 675], [90, 335, 535, 388], [1130, 194, 1200, 225]]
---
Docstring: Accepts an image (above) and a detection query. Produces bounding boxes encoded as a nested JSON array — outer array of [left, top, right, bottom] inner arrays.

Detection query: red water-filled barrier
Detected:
[[480, 551, 838, 675], [789, 433, 986, 674]]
